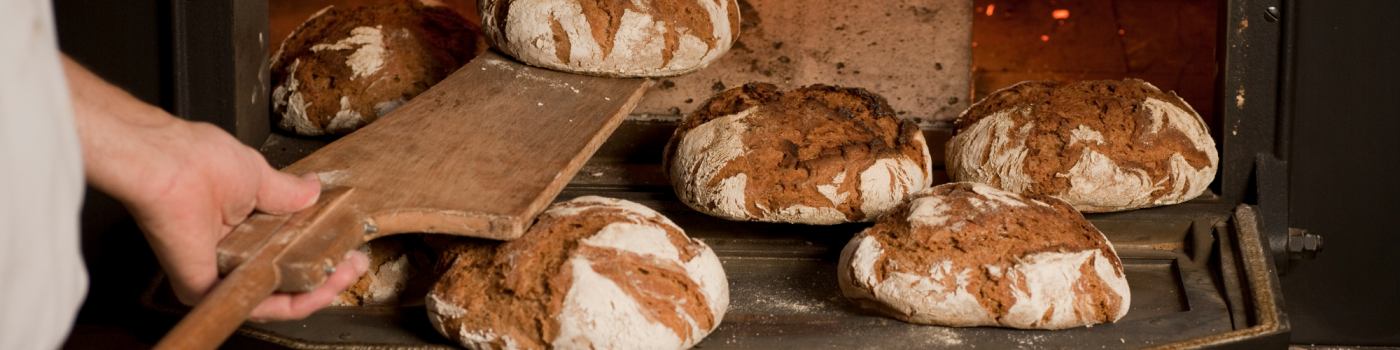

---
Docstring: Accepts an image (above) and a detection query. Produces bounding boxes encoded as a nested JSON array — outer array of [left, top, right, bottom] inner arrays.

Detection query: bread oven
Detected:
[[135, 0, 1311, 348]]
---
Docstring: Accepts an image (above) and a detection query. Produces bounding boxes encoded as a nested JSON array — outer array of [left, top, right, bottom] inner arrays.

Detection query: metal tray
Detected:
[[145, 121, 1289, 349]]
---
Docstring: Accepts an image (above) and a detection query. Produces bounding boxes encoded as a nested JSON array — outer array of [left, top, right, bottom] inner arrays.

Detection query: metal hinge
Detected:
[[1254, 154, 1321, 275]]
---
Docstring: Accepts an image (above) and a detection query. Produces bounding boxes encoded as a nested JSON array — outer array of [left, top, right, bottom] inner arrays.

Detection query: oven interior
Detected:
[[53, 0, 1331, 348], [136, 0, 1299, 349]]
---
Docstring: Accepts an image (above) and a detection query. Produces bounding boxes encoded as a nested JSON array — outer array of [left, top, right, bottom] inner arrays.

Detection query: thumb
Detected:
[[247, 250, 370, 322], [256, 169, 322, 214]]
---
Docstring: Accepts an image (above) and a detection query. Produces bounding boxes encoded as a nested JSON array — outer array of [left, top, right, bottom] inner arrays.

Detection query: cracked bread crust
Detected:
[[665, 83, 933, 225], [946, 79, 1218, 212], [270, 1, 483, 136], [838, 182, 1130, 330], [332, 235, 437, 306], [481, 0, 740, 77], [426, 196, 728, 350]]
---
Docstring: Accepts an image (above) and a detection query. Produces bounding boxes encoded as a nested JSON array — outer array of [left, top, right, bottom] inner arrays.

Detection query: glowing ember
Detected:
[[1052, 9, 1070, 19], [1040, 35, 1049, 41], [1118, 29, 1126, 35], [986, 4, 995, 16]]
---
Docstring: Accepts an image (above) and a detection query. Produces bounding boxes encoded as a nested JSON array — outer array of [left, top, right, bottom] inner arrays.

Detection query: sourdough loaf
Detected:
[[332, 235, 438, 306], [426, 196, 728, 350], [838, 182, 1131, 329], [479, 0, 739, 77], [665, 83, 933, 225], [271, 1, 484, 136], [945, 79, 1218, 212]]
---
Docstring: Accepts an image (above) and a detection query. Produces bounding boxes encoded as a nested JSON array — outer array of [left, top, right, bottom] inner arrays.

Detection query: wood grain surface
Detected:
[[280, 50, 650, 241]]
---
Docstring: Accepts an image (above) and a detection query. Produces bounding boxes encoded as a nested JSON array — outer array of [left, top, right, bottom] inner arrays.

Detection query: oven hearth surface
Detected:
[[141, 121, 1286, 349]]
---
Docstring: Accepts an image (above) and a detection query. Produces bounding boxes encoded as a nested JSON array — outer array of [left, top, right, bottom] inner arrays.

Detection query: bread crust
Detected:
[[665, 83, 933, 225], [945, 79, 1218, 212], [270, 1, 483, 136], [426, 196, 728, 350], [332, 236, 436, 306], [838, 182, 1131, 329], [481, 0, 740, 77]]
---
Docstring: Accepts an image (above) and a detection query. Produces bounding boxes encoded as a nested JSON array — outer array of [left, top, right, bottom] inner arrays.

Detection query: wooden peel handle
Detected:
[[151, 255, 280, 350], [154, 187, 356, 350]]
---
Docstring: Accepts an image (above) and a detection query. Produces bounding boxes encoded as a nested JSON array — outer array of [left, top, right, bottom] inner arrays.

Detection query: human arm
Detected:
[[62, 54, 369, 322]]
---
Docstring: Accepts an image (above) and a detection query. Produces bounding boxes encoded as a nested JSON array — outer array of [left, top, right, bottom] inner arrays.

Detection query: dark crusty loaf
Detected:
[[945, 79, 1217, 212], [664, 83, 933, 225], [426, 196, 728, 350], [332, 235, 439, 306], [271, 1, 484, 136], [838, 182, 1130, 329], [479, 0, 739, 77]]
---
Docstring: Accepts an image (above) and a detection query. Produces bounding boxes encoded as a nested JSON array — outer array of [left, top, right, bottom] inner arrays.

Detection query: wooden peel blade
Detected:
[[152, 51, 652, 350]]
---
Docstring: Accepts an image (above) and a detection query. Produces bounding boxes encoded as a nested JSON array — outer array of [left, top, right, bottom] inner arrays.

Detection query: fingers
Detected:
[[246, 250, 370, 322], [254, 168, 322, 215]]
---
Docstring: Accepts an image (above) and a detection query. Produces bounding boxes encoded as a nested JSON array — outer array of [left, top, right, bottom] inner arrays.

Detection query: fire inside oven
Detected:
[[143, 0, 1292, 349]]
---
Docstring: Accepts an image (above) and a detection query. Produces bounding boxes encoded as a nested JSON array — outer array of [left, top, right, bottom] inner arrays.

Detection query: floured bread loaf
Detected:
[[946, 79, 1218, 212], [427, 196, 728, 350], [664, 83, 934, 225], [480, 0, 739, 77], [271, 1, 484, 136], [332, 235, 436, 306], [838, 182, 1130, 330]]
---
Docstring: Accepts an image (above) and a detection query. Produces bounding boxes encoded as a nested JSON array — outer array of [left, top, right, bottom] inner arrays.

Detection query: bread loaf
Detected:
[[838, 182, 1130, 329], [480, 0, 739, 77], [427, 196, 728, 350], [332, 235, 438, 306], [271, 1, 483, 136], [664, 83, 933, 225], [945, 79, 1217, 212]]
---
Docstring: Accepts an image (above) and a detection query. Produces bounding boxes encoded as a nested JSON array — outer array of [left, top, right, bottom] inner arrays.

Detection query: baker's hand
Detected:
[[62, 54, 369, 321], [123, 122, 370, 322]]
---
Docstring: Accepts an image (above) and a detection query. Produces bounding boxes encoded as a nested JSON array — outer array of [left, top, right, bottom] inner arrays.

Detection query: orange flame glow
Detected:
[[1040, 35, 1049, 41], [1052, 9, 1070, 19], [986, 4, 995, 16]]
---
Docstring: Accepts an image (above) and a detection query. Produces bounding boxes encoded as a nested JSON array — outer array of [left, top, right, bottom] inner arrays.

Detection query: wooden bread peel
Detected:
[[152, 51, 652, 350]]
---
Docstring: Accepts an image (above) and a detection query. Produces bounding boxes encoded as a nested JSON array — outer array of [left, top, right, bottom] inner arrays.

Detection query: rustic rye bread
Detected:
[[946, 79, 1218, 212], [271, 1, 484, 136], [332, 235, 440, 306], [838, 182, 1131, 330], [426, 196, 728, 350], [480, 0, 739, 77], [665, 83, 933, 225]]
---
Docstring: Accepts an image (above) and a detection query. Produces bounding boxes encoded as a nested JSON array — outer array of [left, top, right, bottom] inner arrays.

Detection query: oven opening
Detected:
[[218, 1, 1288, 349]]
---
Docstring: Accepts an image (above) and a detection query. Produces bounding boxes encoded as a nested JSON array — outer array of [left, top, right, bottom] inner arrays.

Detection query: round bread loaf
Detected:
[[271, 1, 484, 136], [480, 0, 739, 77], [332, 235, 436, 306], [838, 182, 1130, 330], [946, 79, 1218, 212], [664, 83, 934, 225], [426, 196, 728, 350]]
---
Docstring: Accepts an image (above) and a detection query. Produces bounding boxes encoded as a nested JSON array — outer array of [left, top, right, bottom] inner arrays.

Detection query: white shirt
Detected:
[[0, 0, 90, 348]]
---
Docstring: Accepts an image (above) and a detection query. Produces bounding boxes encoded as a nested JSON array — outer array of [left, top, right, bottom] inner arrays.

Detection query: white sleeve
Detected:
[[0, 0, 91, 348]]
